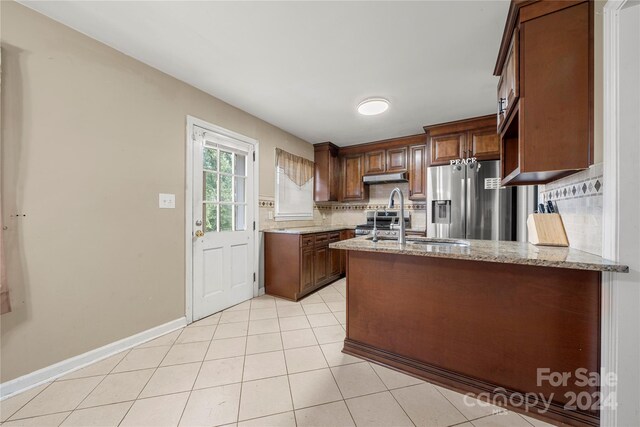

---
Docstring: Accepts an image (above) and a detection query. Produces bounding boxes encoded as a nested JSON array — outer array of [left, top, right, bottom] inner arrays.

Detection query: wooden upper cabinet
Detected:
[[364, 147, 408, 174], [408, 145, 426, 201], [341, 153, 368, 201], [314, 143, 340, 202], [469, 127, 500, 160], [364, 150, 386, 175], [386, 147, 408, 172], [430, 133, 465, 166], [425, 115, 499, 166], [497, 28, 519, 132], [494, 0, 593, 185]]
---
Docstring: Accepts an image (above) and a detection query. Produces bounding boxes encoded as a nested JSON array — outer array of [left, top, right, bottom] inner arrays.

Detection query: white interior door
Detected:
[[192, 126, 255, 320]]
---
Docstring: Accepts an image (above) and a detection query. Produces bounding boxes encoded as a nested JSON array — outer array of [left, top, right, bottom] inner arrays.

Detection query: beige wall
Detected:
[[0, 1, 313, 382]]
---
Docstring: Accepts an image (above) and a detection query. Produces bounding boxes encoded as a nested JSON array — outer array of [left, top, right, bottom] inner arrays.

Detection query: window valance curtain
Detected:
[[275, 148, 314, 187]]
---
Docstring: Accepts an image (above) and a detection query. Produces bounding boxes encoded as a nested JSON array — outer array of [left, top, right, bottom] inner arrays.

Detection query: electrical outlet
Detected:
[[268, 211, 274, 220], [159, 193, 176, 209]]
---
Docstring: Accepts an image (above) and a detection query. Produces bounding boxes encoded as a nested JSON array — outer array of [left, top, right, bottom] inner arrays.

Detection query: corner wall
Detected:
[[0, 1, 313, 382]]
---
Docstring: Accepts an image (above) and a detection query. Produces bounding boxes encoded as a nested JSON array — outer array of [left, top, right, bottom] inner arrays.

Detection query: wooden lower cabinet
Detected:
[[314, 246, 329, 285], [329, 245, 342, 277], [300, 247, 314, 293], [339, 229, 356, 275], [265, 230, 352, 301]]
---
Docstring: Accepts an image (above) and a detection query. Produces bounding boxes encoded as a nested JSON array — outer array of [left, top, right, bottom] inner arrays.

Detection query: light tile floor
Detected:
[[0, 278, 557, 427]]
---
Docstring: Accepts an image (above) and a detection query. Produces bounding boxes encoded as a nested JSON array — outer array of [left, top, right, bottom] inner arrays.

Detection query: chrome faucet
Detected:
[[387, 188, 406, 245]]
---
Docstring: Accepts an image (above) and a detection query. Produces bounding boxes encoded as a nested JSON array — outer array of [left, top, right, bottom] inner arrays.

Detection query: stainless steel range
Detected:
[[354, 210, 411, 237]]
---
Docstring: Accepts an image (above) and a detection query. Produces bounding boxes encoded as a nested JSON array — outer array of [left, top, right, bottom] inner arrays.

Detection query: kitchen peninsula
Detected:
[[330, 237, 628, 427]]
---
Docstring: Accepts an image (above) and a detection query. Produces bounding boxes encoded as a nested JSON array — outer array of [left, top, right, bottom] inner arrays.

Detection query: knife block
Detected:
[[527, 213, 569, 247]]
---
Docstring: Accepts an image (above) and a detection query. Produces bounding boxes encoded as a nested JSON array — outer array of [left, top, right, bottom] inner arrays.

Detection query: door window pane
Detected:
[[220, 151, 233, 174], [204, 172, 217, 202], [202, 143, 249, 233], [204, 204, 217, 232], [220, 175, 233, 202], [234, 177, 246, 203], [235, 205, 246, 231], [220, 205, 232, 231], [235, 154, 246, 176], [204, 148, 217, 171]]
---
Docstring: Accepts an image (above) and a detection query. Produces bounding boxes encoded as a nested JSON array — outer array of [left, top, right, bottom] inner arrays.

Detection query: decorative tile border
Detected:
[[259, 197, 425, 211], [539, 167, 603, 203], [316, 203, 426, 211]]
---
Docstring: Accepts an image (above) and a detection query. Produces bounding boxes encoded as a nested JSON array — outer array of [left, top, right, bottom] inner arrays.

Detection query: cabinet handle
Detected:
[[498, 98, 507, 115]]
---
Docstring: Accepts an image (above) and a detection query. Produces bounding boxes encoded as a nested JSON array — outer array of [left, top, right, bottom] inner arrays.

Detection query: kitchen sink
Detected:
[[408, 238, 470, 247], [365, 236, 470, 247]]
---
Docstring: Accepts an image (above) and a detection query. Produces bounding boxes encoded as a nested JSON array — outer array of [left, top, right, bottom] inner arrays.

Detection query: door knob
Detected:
[[195, 219, 203, 226], [195, 230, 204, 238]]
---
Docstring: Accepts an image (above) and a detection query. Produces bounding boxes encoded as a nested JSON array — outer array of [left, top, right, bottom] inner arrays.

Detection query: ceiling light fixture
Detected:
[[357, 98, 390, 116]]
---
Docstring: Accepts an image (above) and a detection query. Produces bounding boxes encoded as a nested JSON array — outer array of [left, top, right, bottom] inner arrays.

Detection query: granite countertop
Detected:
[[329, 236, 629, 273], [261, 225, 356, 234]]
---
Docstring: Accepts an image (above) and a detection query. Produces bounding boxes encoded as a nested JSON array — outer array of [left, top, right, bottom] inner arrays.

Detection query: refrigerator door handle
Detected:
[[466, 176, 471, 239], [461, 174, 466, 237]]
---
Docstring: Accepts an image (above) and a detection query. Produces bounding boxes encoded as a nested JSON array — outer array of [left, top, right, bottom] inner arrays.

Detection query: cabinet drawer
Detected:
[[329, 232, 340, 242], [301, 235, 315, 247], [315, 233, 329, 245]]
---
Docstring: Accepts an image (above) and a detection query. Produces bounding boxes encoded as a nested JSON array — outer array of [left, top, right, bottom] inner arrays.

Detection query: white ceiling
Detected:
[[20, 1, 509, 146]]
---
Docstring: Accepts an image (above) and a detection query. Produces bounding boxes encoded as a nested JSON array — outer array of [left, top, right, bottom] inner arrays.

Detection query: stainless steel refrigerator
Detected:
[[426, 160, 515, 241]]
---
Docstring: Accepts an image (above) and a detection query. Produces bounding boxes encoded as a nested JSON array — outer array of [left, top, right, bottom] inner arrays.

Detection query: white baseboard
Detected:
[[0, 317, 187, 400]]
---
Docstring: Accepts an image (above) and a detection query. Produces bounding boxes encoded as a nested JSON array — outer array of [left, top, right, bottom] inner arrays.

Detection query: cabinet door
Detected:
[[364, 150, 386, 174], [386, 147, 408, 172], [468, 128, 500, 161], [328, 247, 341, 278], [341, 154, 367, 201], [430, 133, 465, 166], [300, 247, 314, 292], [314, 245, 328, 285], [497, 28, 519, 131], [339, 230, 355, 275], [408, 145, 426, 200], [314, 144, 340, 202]]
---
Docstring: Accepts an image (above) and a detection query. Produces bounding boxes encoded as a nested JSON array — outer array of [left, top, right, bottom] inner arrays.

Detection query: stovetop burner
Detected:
[[354, 210, 411, 236]]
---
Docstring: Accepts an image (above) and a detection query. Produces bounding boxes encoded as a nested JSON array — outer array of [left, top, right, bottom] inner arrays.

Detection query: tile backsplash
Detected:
[[539, 163, 603, 256], [258, 183, 426, 231], [319, 183, 426, 230]]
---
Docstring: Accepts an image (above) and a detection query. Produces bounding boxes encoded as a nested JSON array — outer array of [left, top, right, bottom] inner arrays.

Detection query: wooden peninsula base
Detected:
[[342, 250, 601, 427]]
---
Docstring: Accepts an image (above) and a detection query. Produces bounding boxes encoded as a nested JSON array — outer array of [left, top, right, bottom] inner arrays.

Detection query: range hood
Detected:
[[362, 172, 408, 184]]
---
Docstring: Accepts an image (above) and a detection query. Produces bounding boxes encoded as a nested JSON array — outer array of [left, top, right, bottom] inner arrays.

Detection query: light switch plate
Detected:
[[159, 193, 176, 209]]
